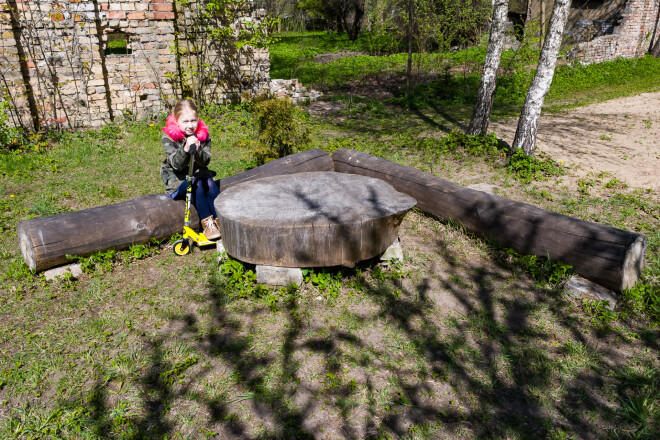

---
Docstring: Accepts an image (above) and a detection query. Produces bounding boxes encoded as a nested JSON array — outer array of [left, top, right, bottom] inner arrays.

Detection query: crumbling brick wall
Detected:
[[574, 0, 660, 63], [0, 0, 270, 130]]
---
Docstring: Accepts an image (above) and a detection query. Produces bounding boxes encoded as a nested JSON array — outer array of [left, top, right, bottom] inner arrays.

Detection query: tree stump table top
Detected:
[[214, 171, 417, 268]]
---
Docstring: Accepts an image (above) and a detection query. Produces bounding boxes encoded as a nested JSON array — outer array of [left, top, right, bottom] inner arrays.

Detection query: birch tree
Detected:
[[511, 0, 571, 156], [467, 0, 509, 135]]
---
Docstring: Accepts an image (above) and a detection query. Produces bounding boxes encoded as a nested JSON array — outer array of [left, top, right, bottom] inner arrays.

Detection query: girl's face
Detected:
[[176, 109, 199, 136]]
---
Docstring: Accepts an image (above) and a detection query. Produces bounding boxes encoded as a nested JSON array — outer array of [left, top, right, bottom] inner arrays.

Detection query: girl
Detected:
[[160, 99, 221, 240]]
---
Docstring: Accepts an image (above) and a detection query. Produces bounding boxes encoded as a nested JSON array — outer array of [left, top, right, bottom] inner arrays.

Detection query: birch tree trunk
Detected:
[[467, 0, 509, 135], [511, 0, 571, 156]]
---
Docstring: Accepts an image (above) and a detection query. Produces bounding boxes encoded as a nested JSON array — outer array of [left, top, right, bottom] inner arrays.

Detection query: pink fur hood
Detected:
[[162, 114, 209, 142]]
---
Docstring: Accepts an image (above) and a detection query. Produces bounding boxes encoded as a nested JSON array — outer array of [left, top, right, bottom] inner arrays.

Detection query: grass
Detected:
[[1, 30, 660, 439], [270, 31, 660, 120]]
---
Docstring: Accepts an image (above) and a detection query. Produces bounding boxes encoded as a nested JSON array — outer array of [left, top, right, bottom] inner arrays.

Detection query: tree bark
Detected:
[[511, 0, 571, 156], [332, 148, 646, 293], [467, 0, 509, 135], [649, 0, 660, 57], [652, 38, 660, 57], [347, 1, 365, 41], [405, 0, 414, 101]]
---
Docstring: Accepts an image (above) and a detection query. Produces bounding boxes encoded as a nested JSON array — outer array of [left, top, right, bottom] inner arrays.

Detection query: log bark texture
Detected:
[[217, 148, 334, 193], [18, 149, 334, 272], [332, 148, 646, 292], [215, 172, 416, 267], [511, 0, 571, 155], [18, 194, 196, 272]]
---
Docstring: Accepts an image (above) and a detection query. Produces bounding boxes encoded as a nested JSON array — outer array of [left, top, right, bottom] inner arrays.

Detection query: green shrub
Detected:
[[0, 99, 23, 151], [248, 96, 310, 164], [506, 149, 565, 183]]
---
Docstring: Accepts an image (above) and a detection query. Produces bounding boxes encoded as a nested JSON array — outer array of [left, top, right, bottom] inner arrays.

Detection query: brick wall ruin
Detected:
[[574, 0, 660, 63], [0, 0, 271, 130]]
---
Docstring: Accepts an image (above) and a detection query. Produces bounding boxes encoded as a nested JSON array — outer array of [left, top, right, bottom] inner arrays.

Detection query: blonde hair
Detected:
[[173, 99, 198, 120]]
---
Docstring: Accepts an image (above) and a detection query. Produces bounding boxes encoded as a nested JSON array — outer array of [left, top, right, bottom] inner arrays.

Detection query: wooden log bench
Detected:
[[17, 147, 646, 294], [17, 149, 334, 272], [332, 148, 646, 292]]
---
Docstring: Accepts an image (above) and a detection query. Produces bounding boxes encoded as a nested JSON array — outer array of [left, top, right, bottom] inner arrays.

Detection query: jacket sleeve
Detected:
[[195, 136, 212, 168], [162, 135, 188, 171]]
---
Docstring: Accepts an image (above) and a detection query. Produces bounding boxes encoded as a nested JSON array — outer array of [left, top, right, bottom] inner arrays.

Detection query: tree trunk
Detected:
[[467, 0, 509, 135], [347, 2, 365, 41], [332, 148, 647, 293], [405, 0, 414, 101], [649, 0, 660, 57], [18, 149, 334, 272], [652, 38, 660, 58], [511, 0, 571, 156]]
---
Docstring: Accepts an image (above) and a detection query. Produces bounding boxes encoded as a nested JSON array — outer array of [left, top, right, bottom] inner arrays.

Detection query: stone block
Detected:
[[216, 240, 227, 263], [380, 237, 403, 263], [44, 263, 83, 281], [256, 265, 303, 286], [564, 275, 618, 309]]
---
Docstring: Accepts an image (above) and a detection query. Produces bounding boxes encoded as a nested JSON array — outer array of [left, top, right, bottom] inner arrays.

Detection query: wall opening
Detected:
[[105, 32, 132, 55]]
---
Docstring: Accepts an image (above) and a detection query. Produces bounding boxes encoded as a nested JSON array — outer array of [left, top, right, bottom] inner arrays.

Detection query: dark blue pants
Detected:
[[171, 177, 219, 220]]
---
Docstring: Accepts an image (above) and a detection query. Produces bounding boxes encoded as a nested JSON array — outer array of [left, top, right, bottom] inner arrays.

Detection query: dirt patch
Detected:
[[492, 91, 660, 192], [312, 51, 369, 64], [305, 100, 346, 116]]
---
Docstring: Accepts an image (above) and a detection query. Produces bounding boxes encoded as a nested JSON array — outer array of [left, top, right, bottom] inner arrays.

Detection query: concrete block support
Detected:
[[256, 265, 304, 286]]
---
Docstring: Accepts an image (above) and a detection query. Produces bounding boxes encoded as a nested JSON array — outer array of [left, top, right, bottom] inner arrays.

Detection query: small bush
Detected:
[[506, 149, 565, 183], [248, 96, 310, 164], [0, 100, 24, 151], [438, 131, 503, 157]]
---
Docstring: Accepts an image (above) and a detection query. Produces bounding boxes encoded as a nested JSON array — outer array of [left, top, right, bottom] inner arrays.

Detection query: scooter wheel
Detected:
[[172, 239, 191, 256]]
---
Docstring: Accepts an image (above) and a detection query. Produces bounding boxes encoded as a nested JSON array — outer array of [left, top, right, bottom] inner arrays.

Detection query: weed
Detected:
[[212, 257, 269, 300], [303, 268, 343, 302], [621, 282, 660, 325], [506, 249, 573, 288], [506, 149, 565, 183], [577, 177, 595, 195], [605, 177, 627, 189], [160, 355, 198, 386], [67, 242, 160, 273]]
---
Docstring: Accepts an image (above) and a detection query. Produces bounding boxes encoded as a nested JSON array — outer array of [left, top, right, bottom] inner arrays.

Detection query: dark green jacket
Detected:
[[160, 133, 215, 196]]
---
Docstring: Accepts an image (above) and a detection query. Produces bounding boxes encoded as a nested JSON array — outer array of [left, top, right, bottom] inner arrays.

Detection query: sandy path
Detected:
[[491, 92, 660, 193]]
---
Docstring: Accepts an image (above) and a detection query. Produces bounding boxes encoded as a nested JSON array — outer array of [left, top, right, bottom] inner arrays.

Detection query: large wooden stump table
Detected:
[[215, 171, 417, 267]]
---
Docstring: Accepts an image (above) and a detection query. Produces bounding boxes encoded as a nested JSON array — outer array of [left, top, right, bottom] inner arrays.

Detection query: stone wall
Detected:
[[0, 0, 270, 130], [574, 0, 659, 63], [268, 79, 323, 104]]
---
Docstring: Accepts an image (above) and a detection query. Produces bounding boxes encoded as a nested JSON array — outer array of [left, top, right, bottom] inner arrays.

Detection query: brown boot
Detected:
[[201, 216, 221, 240], [213, 218, 221, 238]]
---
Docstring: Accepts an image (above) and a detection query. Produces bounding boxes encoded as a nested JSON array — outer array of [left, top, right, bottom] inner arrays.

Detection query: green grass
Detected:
[[271, 31, 660, 120], [1, 31, 659, 439]]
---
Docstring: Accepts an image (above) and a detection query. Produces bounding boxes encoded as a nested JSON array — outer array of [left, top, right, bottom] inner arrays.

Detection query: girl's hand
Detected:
[[183, 135, 200, 153]]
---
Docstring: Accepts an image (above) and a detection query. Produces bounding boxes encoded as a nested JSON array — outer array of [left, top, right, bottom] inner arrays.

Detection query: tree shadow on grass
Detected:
[[49, 221, 657, 439]]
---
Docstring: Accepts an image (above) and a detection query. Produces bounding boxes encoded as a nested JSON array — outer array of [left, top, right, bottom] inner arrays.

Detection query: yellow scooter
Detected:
[[172, 144, 217, 256]]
